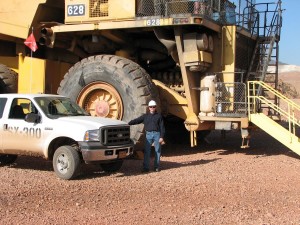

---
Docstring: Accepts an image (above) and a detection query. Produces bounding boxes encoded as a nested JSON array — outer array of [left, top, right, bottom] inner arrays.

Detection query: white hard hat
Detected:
[[148, 100, 157, 107]]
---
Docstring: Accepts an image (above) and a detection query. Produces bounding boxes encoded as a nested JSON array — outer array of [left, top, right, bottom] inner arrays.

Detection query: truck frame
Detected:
[[3, 0, 297, 155]]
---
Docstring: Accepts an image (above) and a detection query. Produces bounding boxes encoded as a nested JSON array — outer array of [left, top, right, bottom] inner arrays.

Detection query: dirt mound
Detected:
[[278, 71, 300, 98]]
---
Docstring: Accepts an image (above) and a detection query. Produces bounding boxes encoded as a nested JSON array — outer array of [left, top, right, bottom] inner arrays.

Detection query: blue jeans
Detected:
[[144, 131, 161, 170]]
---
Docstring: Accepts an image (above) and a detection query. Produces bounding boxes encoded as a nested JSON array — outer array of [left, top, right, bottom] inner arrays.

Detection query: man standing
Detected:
[[128, 100, 165, 172]]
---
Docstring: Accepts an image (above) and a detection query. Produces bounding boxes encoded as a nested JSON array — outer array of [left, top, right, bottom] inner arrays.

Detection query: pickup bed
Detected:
[[0, 94, 134, 179]]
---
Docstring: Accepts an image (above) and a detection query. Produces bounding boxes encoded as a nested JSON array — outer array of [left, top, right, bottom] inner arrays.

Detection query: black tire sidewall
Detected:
[[0, 64, 18, 93], [58, 55, 160, 143]]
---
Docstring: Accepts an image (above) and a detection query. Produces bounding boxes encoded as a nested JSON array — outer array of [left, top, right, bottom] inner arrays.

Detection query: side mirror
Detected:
[[25, 113, 41, 123]]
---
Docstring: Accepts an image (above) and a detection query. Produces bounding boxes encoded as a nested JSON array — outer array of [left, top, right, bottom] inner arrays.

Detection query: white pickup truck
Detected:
[[0, 94, 134, 180]]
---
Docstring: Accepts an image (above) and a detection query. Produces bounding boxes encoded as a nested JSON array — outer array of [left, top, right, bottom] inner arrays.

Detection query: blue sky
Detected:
[[280, 1, 300, 65]]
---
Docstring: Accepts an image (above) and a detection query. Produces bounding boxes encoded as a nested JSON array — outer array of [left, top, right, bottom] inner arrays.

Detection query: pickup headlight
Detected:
[[84, 129, 100, 141]]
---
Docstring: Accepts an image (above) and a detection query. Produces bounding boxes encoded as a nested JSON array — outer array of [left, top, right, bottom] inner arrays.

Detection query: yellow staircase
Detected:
[[248, 81, 300, 156], [250, 113, 300, 155]]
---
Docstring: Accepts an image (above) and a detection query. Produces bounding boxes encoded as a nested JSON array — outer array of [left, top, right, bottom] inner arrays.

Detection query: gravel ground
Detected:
[[1, 126, 300, 225]]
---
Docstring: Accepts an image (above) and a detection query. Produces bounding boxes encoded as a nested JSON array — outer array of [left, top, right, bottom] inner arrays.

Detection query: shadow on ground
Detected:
[[163, 118, 300, 159], [3, 120, 300, 180]]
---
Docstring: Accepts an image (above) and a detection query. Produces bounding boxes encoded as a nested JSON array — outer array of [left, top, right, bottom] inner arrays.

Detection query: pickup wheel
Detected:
[[58, 55, 160, 147], [0, 64, 18, 93], [101, 160, 123, 173], [0, 154, 17, 165], [53, 146, 81, 180]]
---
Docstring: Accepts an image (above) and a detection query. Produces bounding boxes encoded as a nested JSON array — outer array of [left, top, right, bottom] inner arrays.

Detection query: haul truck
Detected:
[[0, 0, 287, 151]]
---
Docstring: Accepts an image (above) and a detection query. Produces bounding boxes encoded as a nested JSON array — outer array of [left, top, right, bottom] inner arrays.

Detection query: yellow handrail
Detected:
[[247, 81, 300, 135]]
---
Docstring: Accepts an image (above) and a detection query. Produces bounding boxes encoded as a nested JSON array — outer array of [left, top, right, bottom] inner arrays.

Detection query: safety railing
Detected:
[[136, 0, 237, 24], [238, 6, 259, 36], [215, 82, 247, 117], [253, 1, 282, 38], [248, 81, 300, 136]]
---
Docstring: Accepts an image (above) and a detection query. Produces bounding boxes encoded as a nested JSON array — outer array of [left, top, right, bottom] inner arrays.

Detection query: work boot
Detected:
[[142, 168, 149, 173]]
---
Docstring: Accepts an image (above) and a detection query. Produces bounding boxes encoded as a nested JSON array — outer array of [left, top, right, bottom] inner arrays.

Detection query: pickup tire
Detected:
[[53, 146, 81, 180], [58, 55, 160, 147], [0, 154, 17, 165], [0, 64, 18, 93], [101, 160, 123, 173]]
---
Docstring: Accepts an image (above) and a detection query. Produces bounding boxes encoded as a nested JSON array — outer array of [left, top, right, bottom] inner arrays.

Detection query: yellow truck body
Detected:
[[0, 0, 282, 148]]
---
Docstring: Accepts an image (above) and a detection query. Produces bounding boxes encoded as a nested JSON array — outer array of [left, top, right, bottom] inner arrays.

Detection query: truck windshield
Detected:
[[34, 96, 89, 118]]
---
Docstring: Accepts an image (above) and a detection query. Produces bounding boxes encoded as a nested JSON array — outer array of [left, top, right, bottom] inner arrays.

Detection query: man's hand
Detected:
[[159, 138, 165, 145]]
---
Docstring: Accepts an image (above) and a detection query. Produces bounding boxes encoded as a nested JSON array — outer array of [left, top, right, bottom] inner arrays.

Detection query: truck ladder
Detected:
[[246, 1, 282, 117], [248, 81, 300, 156]]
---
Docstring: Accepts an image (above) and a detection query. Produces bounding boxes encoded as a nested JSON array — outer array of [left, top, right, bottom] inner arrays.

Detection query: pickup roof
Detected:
[[0, 94, 134, 179]]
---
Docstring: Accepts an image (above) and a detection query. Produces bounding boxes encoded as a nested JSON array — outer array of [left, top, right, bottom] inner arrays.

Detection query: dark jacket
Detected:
[[129, 112, 165, 138]]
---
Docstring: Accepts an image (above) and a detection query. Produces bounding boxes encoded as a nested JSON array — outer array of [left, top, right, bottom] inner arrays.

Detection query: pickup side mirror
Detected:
[[25, 113, 41, 123]]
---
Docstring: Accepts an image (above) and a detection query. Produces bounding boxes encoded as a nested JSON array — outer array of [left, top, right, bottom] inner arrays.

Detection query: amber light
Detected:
[[84, 131, 89, 141], [194, 18, 202, 24]]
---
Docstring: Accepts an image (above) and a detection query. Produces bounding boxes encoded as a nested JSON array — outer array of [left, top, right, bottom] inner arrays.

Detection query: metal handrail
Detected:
[[248, 81, 300, 135], [239, 5, 259, 35]]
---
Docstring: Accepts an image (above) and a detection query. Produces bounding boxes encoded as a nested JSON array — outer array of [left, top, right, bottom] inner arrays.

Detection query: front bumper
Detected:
[[79, 141, 134, 162]]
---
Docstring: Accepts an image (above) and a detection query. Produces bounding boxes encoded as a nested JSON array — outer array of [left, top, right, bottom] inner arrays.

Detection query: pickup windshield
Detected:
[[34, 96, 89, 118]]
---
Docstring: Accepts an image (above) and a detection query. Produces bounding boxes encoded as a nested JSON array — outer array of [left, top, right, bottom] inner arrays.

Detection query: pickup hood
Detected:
[[43, 116, 129, 142], [56, 116, 128, 128]]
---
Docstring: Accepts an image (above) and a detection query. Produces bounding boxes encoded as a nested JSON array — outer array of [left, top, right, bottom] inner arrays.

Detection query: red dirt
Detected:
[[1, 127, 300, 225]]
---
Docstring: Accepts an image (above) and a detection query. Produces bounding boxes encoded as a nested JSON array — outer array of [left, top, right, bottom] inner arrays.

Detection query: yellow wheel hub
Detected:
[[77, 82, 123, 120]]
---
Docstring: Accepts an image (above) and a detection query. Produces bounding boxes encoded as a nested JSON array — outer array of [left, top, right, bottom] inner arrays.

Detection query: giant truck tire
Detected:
[[0, 64, 18, 93], [57, 55, 160, 146]]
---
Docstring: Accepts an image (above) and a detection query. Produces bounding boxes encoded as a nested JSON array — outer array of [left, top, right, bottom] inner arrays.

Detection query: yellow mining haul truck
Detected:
[[0, 0, 282, 148]]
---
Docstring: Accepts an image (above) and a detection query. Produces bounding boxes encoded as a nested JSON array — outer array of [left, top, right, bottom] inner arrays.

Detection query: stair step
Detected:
[[250, 113, 300, 156], [270, 115, 281, 121]]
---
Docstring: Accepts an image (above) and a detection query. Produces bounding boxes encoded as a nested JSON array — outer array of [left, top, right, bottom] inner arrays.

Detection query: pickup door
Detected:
[[1, 97, 48, 156], [0, 97, 8, 151]]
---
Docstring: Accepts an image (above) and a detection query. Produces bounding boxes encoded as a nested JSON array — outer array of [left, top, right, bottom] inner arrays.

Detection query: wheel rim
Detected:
[[56, 154, 69, 174], [77, 82, 123, 120]]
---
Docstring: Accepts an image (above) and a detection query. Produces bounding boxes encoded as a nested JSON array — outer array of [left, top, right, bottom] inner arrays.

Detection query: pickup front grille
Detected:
[[100, 125, 131, 146]]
